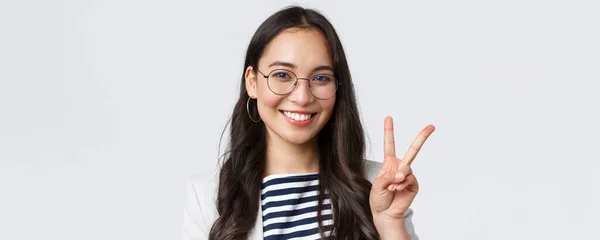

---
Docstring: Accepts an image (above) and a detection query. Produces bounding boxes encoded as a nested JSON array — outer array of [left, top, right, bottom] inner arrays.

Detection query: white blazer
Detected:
[[181, 160, 419, 239]]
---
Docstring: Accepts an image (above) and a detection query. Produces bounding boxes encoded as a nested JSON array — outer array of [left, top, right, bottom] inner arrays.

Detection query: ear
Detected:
[[245, 66, 257, 98]]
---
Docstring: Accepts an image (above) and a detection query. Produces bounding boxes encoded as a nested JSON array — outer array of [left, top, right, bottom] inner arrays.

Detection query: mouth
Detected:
[[279, 110, 316, 126]]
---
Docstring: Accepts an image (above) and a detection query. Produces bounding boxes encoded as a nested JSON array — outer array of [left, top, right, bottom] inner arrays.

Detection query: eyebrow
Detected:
[[267, 61, 333, 72]]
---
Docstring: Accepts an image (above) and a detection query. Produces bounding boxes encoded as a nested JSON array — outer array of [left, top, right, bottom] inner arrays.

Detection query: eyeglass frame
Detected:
[[255, 68, 341, 100]]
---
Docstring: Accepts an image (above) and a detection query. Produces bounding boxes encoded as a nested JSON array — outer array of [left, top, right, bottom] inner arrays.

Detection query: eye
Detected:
[[272, 71, 292, 79], [313, 75, 332, 82]]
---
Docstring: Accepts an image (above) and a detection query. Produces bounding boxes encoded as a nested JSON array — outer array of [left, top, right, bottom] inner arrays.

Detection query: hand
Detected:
[[369, 116, 435, 236]]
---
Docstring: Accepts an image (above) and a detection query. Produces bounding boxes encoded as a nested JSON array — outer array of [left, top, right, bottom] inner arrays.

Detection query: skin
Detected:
[[370, 117, 435, 239], [244, 28, 335, 176], [245, 27, 437, 239]]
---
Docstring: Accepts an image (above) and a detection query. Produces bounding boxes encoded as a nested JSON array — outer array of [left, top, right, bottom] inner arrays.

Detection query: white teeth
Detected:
[[283, 111, 312, 121]]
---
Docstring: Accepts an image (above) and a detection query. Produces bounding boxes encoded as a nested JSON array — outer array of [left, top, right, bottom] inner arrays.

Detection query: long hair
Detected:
[[209, 6, 379, 239]]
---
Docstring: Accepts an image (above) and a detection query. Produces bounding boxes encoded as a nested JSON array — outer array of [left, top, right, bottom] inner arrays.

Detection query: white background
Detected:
[[1, 0, 598, 239]]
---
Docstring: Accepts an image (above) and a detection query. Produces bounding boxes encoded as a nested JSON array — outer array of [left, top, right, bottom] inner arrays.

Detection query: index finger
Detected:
[[383, 116, 396, 160], [402, 125, 435, 166]]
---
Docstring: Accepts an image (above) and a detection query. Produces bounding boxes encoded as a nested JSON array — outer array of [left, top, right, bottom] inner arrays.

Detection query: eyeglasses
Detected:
[[256, 68, 339, 100]]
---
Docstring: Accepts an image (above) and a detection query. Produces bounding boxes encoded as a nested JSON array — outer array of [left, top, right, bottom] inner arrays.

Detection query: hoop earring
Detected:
[[246, 98, 261, 123]]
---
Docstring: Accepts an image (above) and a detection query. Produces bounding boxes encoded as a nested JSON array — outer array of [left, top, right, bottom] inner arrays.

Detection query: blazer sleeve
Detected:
[[182, 174, 218, 240], [365, 160, 420, 240]]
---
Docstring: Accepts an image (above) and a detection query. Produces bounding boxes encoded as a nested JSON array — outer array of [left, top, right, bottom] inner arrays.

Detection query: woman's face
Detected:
[[245, 28, 336, 146]]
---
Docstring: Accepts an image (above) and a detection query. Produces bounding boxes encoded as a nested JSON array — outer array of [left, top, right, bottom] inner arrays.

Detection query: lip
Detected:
[[280, 110, 315, 114], [279, 110, 316, 126]]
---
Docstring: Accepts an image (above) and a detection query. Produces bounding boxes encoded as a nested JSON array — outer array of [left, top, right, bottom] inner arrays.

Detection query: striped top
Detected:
[[261, 173, 333, 240]]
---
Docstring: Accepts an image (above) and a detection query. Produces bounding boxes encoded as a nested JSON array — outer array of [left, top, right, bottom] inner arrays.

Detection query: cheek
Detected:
[[256, 84, 283, 114], [259, 96, 281, 111], [322, 97, 336, 114], [317, 97, 336, 123]]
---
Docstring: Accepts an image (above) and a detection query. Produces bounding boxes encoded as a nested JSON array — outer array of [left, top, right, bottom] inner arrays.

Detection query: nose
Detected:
[[288, 78, 314, 106]]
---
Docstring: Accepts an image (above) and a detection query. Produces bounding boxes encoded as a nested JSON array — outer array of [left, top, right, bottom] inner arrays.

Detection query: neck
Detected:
[[263, 132, 320, 176]]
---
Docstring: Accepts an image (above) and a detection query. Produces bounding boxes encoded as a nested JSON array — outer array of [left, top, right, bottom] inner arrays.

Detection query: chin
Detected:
[[283, 133, 315, 145]]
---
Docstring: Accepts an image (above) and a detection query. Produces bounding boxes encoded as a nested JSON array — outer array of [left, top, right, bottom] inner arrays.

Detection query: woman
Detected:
[[182, 6, 435, 240]]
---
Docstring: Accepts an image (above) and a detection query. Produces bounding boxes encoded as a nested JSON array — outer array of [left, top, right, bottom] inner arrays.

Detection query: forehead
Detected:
[[259, 28, 332, 70]]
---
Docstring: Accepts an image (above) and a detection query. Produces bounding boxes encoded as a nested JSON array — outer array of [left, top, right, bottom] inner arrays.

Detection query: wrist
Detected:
[[379, 228, 410, 240], [374, 218, 409, 240]]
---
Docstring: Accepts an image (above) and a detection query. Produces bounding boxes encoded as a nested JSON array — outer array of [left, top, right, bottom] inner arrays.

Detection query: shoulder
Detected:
[[188, 171, 219, 192], [182, 171, 219, 238], [187, 170, 219, 210]]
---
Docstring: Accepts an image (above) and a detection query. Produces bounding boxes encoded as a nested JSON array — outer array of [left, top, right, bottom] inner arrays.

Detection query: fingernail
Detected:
[[388, 184, 395, 191], [395, 172, 405, 181]]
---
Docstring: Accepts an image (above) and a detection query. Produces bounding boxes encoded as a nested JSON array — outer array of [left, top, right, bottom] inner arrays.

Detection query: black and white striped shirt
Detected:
[[261, 173, 333, 240]]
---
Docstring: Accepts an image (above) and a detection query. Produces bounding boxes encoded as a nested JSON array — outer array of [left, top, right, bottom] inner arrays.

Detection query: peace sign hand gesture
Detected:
[[369, 117, 435, 239]]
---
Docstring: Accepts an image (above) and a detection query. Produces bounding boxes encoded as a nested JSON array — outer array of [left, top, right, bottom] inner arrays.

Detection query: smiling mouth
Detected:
[[279, 110, 316, 122]]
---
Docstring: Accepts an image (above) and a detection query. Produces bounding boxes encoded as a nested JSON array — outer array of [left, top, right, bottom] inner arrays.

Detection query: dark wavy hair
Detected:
[[209, 6, 379, 239]]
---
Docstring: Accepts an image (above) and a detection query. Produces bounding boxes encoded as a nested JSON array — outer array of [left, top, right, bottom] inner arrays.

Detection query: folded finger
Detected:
[[372, 169, 405, 192], [395, 174, 417, 191]]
